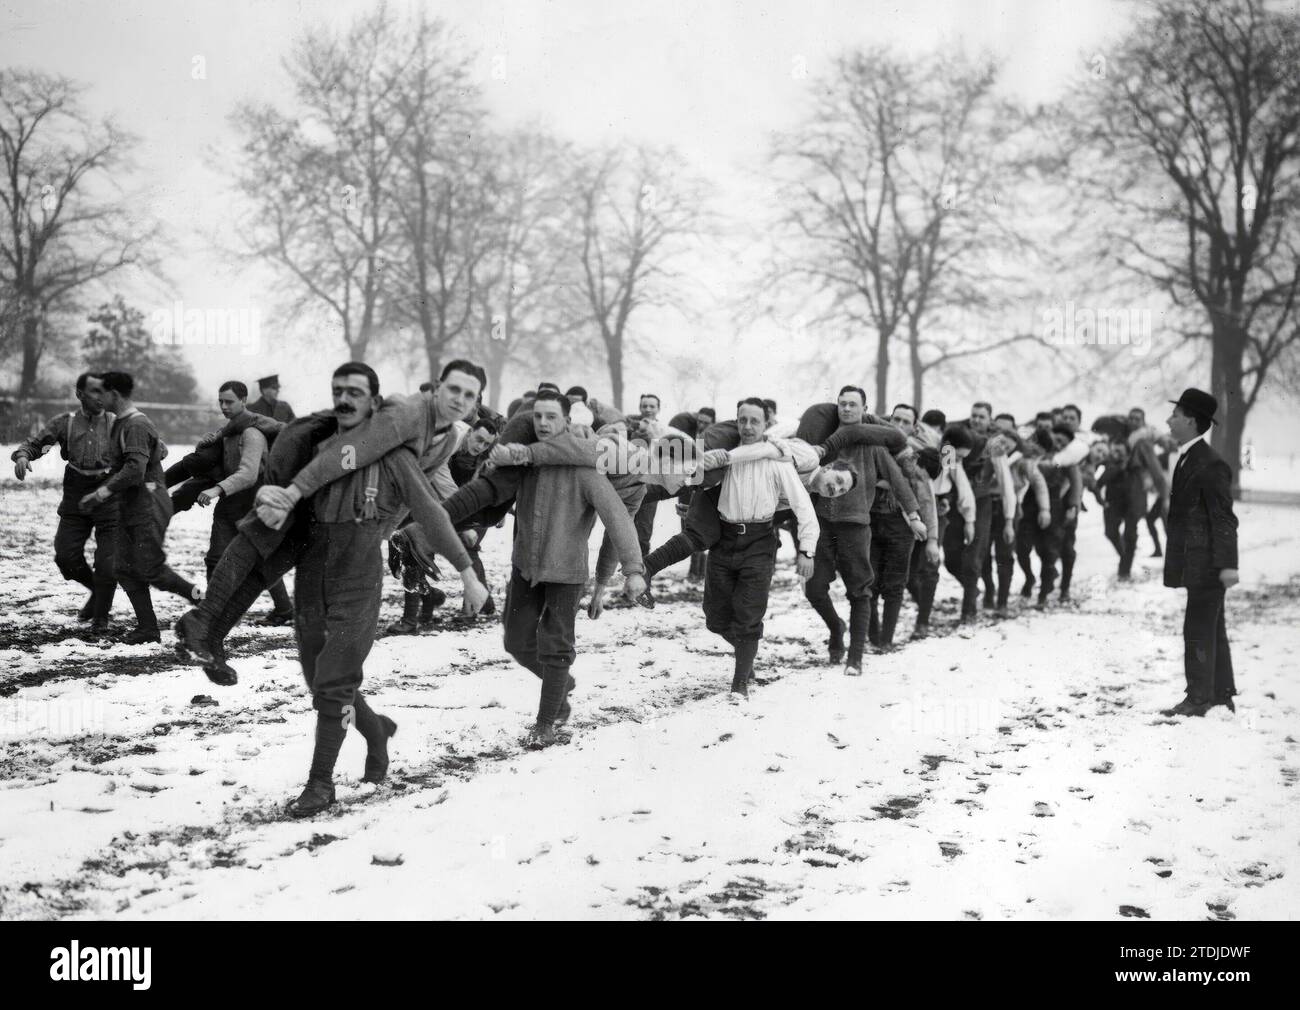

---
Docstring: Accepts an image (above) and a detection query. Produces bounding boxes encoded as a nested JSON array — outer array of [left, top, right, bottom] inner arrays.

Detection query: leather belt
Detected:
[[67, 464, 110, 478], [720, 518, 773, 536]]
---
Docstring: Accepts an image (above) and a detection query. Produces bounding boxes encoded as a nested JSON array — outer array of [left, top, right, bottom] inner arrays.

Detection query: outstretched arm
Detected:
[[820, 422, 906, 460], [290, 398, 426, 499]]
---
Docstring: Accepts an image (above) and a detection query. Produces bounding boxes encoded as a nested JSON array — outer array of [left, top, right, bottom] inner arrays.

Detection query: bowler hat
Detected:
[[1169, 387, 1218, 425]]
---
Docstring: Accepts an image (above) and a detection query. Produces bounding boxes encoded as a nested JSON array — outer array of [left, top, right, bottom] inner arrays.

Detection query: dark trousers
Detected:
[[804, 517, 874, 662], [207, 505, 292, 614], [502, 567, 582, 724], [868, 509, 914, 646], [53, 507, 119, 620], [1060, 514, 1078, 592], [980, 498, 1015, 609], [1183, 585, 1235, 704], [1146, 496, 1165, 553], [115, 493, 194, 633], [907, 511, 946, 627], [1103, 502, 1141, 576], [644, 484, 723, 577], [633, 486, 672, 560], [294, 522, 384, 717], [704, 529, 778, 645], [197, 529, 301, 657], [943, 494, 993, 616]]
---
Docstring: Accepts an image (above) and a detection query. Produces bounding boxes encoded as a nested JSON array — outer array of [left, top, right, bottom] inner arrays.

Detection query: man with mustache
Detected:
[[173, 360, 486, 680], [267, 362, 488, 816]]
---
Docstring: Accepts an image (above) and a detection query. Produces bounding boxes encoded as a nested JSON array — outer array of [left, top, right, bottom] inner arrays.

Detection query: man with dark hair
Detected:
[[891, 404, 918, 429], [942, 417, 1012, 621], [800, 390, 920, 674], [868, 407, 932, 649], [565, 386, 588, 404], [249, 375, 295, 423], [638, 393, 661, 421], [12, 371, 119, 633], [920, 408, 946, 433], [1161, 389, 1238, 717], [79, 371, 201, 644], [499, 388, 644, 747], [175, 360, 485, 670], [1035, 411, 1053, 434], [906, 415, 974, 638], [706, 398, 817, 696], [761, 398, 778, 429], [970, 402, 993, 436], [537, 382, 561, 395], [268, 362, 488, 816], [994, 412, 1017, 433]]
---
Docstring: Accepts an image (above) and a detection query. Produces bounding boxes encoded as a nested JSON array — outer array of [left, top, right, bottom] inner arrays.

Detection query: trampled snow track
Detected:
[[1, 477, 1298, 919]]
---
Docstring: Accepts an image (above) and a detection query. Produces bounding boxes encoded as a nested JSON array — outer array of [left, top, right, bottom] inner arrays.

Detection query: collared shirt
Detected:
[[13, 407, 115, 475], [1173, 432, 1209, 475], [718, 455, 819, 555]]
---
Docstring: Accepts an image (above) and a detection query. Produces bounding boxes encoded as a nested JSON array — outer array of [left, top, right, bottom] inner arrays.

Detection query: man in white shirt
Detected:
[[704, 398, 818, 697]]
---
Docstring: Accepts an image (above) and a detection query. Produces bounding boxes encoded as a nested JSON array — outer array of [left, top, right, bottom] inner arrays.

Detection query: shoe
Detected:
[[910, 623, 929, 641], [635, 589, 655, 609], [1035, 593, 1049, 610], [77, 594, 95, 621], [362, 715, 398, 783], [174, 610, 215, 664], [1160, 698, 1213, 718], [418, 587, 447, 626], [203, 659, 238, 687], [260, 610, 294, 627], [844, 664, 862, 677], [994, 605, 1009, 618], [289, 779, 336, 818], [982, 595, 996, 611], [1019, 579, 1035, 599], [122, 627, 161, 645], [385, 618, 420, 636], [1215, 696, 1236, 714], [730, 670, 750, 697], [1059, 589, 1072, 602], [525, 722, 559, 749]]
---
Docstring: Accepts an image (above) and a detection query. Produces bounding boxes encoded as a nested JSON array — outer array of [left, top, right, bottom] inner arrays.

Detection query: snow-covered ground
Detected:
[[0, 453, 1298, 920]]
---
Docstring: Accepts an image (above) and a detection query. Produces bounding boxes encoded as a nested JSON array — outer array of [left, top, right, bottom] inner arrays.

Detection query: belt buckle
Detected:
[[735, 522, 747, 535]]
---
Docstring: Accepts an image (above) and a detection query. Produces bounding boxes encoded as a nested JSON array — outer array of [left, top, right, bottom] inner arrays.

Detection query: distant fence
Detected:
[[0, 398, 221, 445]]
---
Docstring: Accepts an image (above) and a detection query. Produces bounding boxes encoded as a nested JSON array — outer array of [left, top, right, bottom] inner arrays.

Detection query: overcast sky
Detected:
[[8, 0, 1291, 445]]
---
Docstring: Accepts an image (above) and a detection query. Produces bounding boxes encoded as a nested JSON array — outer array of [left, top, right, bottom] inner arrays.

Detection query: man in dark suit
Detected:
[[248, 374, 295, 423], [1161, 388, 1239, 717]]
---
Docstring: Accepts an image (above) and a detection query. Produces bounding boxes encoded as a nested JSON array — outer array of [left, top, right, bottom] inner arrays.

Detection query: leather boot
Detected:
[[290, 713, 346, 817], [353, 692, 398, 783], [386, 593, 422, 635]]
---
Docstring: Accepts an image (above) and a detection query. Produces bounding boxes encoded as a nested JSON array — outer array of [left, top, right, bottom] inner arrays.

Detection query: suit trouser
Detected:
[[1183, 584, 1235, 703], [294, 521, 384, 717], [869, 509, 914, 645], [704, 529, 778, 645], [907, 511, 946, 627], [197, 529, 301, 658], [633, 485, 673, 560], [981, 498, 1015, 607], [804, 518, 874, 660], [206, 502, 292, 613], [53, 502, 119, 621], [943, 494, 993, 615], [502, 567, 582, 724]]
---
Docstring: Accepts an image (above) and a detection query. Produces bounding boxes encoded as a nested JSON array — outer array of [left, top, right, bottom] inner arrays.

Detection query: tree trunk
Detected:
[[1209, 318, 1246, 499], [874, 326, 891, 415], [485, 352, 504, 413], [19, 312, 41, 398], [908, 325, 923, 414], [608, 336, 624, 414]]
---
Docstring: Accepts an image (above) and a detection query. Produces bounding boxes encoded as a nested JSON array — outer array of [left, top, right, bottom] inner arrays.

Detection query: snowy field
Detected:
[[0, 449, 1298, 920]]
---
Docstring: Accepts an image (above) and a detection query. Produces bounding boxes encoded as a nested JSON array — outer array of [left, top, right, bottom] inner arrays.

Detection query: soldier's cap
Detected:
[[257, 374, 280, 390]]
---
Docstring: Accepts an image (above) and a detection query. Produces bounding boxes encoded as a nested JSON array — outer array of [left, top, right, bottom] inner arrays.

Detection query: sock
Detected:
[[644, 533, 695, 579], [537, 666, 573, 724]]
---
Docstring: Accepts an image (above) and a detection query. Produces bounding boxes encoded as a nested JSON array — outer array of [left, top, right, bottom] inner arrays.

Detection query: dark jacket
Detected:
[[248, 397, 295, 422], [1163, 439, 1238, 589]]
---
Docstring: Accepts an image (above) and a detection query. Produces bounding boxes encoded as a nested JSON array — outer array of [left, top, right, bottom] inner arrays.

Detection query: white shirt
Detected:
[[1173, 431, 1208, 475], [718, 455, 819, 555]]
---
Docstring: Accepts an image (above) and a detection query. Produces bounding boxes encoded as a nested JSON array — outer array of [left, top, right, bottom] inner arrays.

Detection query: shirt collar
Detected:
[[1177, 431, 1208, 460], [116, 405, 140, 422]]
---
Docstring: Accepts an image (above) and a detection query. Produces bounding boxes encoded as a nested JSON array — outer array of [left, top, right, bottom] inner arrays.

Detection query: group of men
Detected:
[[14, 356, 1239, 816]]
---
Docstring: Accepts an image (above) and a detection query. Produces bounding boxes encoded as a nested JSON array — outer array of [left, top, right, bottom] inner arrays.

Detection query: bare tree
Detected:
[[0, 70, 156, 396], [228, 7, 409, 360], [384, 14, 490, 382], [571, 145, 709, 412], [464, 128, 582, 411], [1064, 0, 1300, 492], [767, 47, 1043, 412]]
